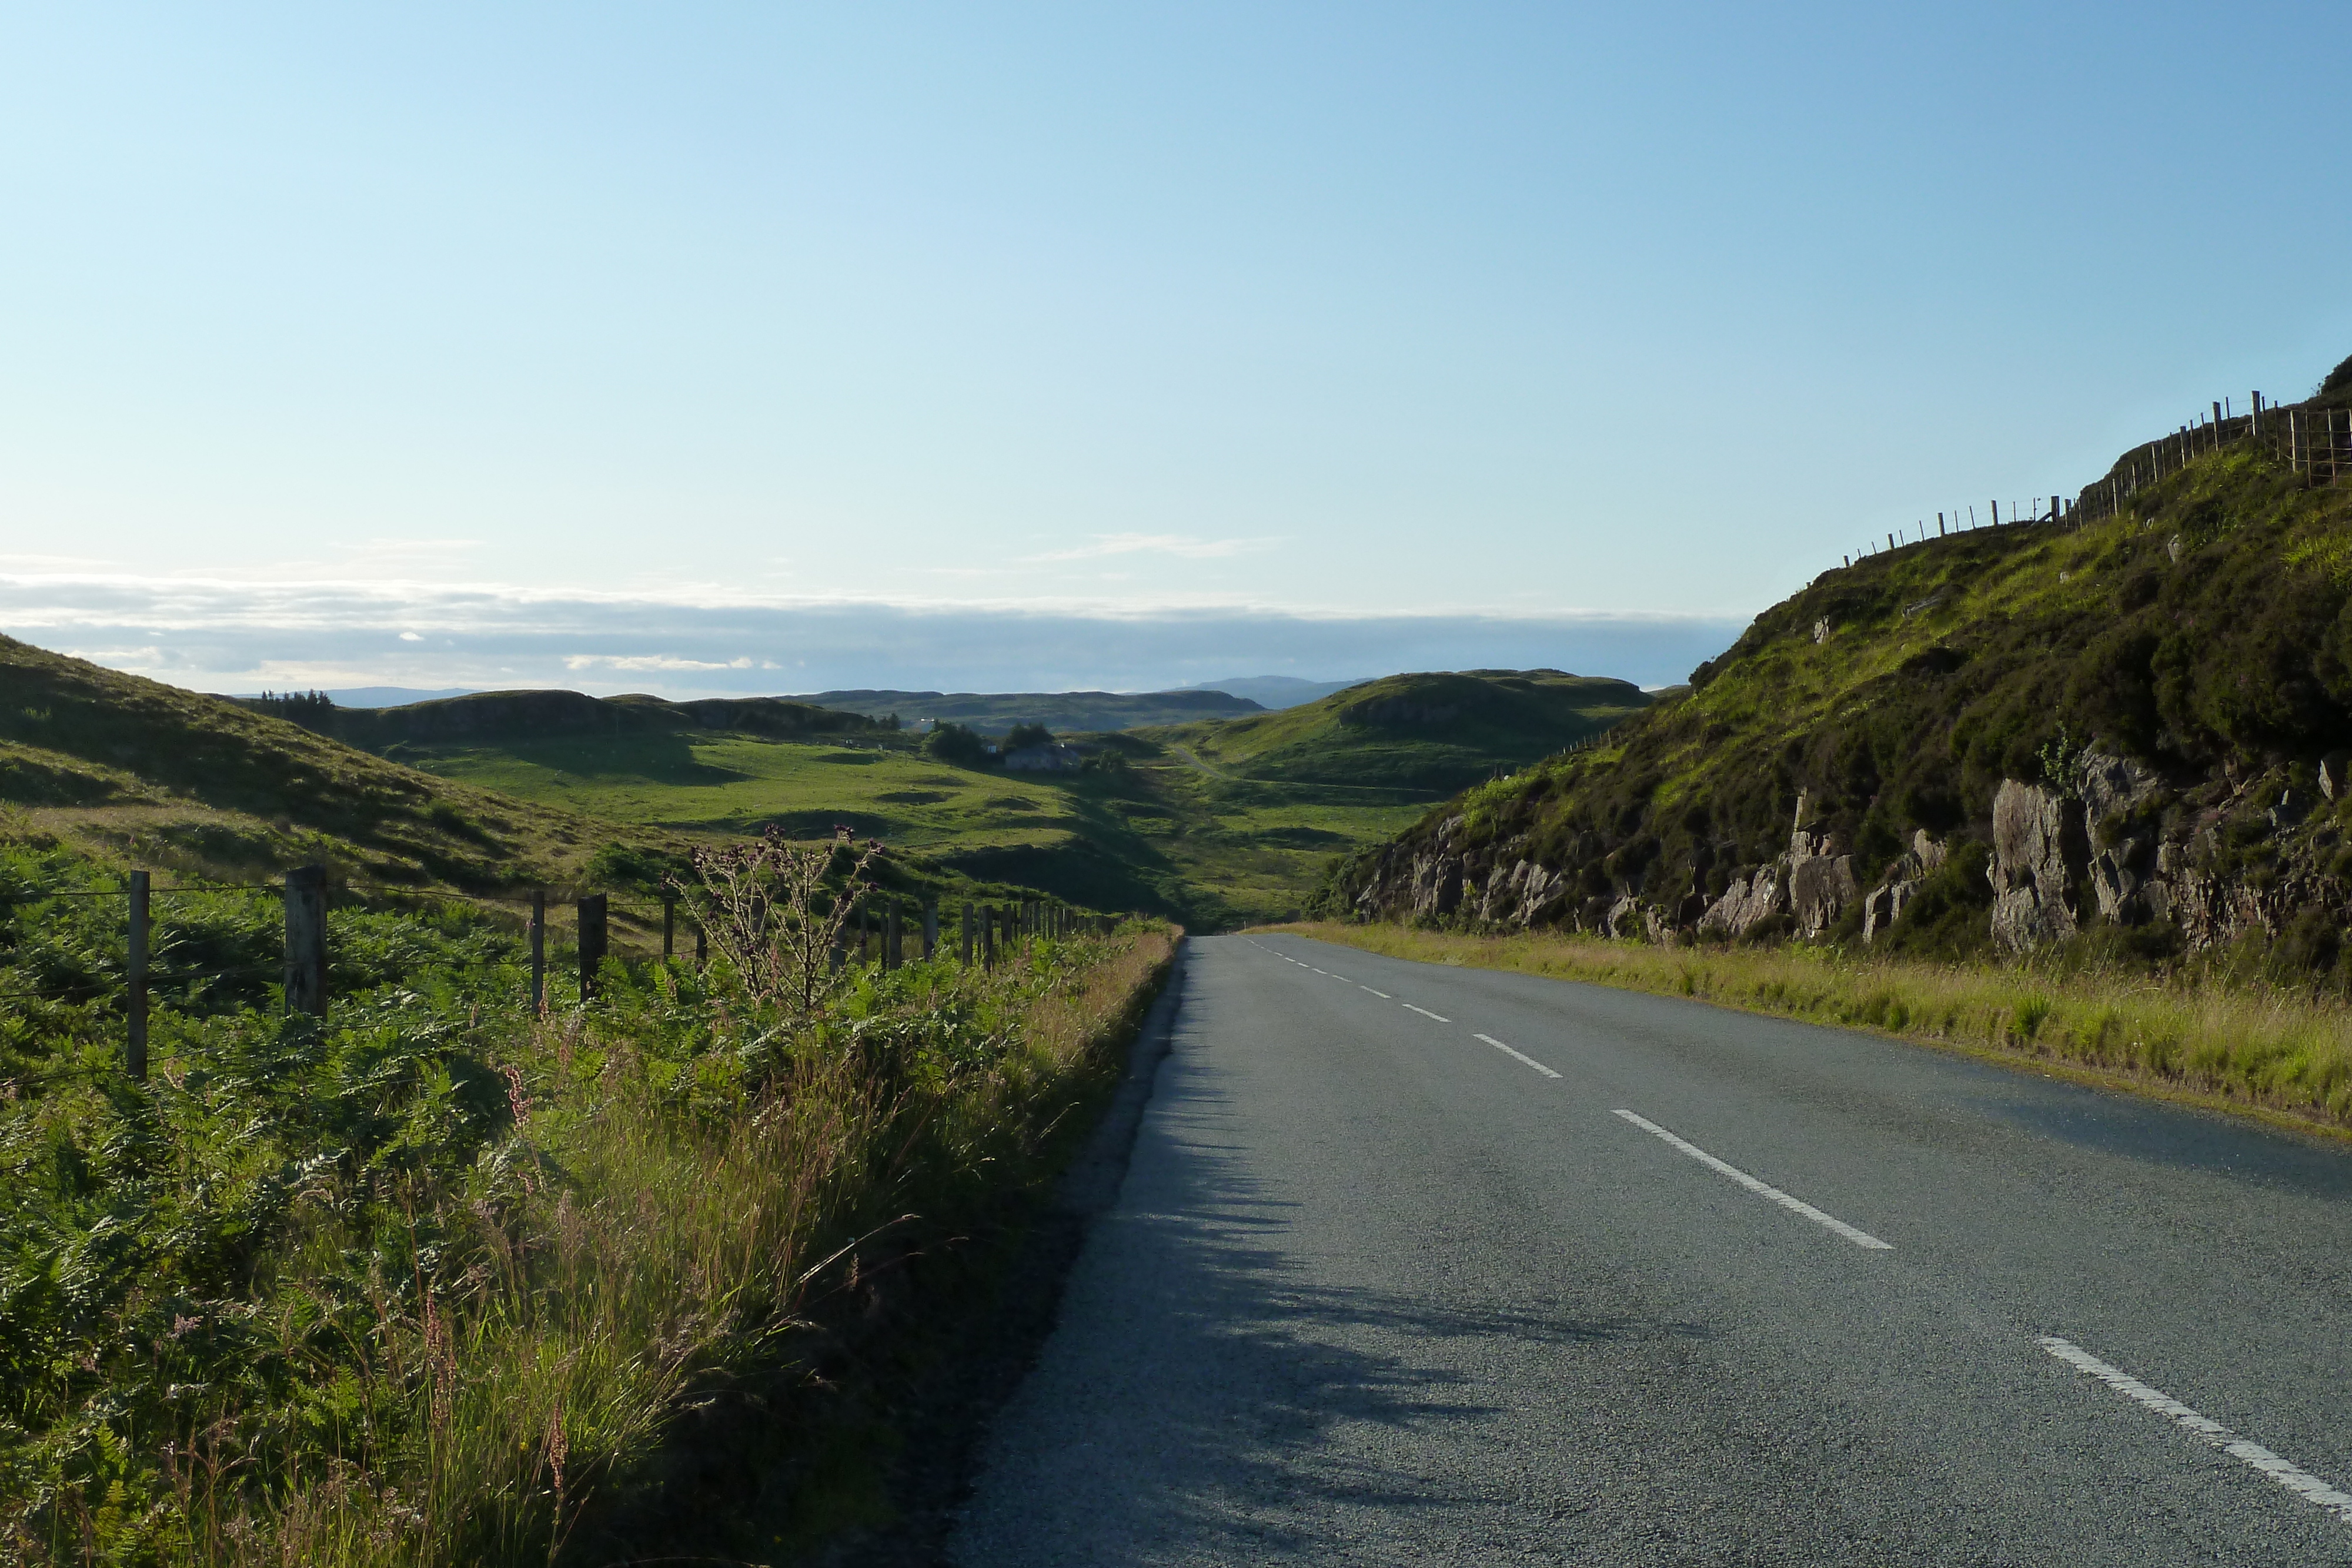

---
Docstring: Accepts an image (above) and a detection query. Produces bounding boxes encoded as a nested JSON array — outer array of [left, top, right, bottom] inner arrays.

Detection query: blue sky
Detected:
[[3, 4, 2347, 695]]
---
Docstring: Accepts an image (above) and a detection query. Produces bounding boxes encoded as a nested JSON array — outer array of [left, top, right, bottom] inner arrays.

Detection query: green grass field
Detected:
[[392, 728, 1430, 929], [351, 667, 1651, 929]]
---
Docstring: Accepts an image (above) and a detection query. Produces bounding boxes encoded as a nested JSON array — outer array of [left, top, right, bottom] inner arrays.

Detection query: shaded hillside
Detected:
[[1160, 670, 1652, 794], [0, 637, 678, 887], [250, 687, 884, 749], [1337, 364, 2352, 976], [803, 687, 1264, 733]]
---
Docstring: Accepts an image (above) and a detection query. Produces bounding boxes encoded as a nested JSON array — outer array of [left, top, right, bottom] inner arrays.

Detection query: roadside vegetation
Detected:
[[0, 820, 1174, 1566], [1288, 920, 2352, 1135]]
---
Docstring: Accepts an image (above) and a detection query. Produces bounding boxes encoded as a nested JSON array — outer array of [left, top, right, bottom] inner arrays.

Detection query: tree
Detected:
[[923, 721, 990, 767], [1004, 721, 1052, 751]]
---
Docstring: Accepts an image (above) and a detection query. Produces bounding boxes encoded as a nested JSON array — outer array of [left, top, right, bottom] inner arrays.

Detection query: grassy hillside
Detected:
[[330, 668, 1650, 928], [1334, 362, 2352, 979], [800, 686, 1262, 733], [0, 636, 683, 891], [369, 718, 1421, 928], [1159, 668, 1652, 792]]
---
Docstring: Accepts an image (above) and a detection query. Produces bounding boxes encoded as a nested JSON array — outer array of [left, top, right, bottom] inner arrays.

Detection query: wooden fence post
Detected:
[[983, 905, 996, 967], [960, 900, 974, 965], [923, 901, 938, 961], [126, 870, 148, 1082], [283, 865, 328, 1018], [695, 918, 707, 967], [577, 893, 607, 1002], [884, 904, 901, 971], [530, 891, 546, 1013], [662, 896, 675, 961]]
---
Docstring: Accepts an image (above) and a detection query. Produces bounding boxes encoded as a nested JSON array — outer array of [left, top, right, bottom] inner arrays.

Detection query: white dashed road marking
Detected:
[[1474, 1033, 1561, 1079], [1612, 1109, 1892, 1251], [1402, 1004, 1451, 1023], [2038, 1337, 2352, 1524]]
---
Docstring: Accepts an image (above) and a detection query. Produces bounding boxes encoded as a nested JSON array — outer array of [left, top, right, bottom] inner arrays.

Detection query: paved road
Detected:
[[952, 934, 2352, 1565]]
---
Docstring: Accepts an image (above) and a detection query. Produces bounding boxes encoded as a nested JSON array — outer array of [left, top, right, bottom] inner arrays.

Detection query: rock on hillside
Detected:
[[1335, 365, 2352, 974]]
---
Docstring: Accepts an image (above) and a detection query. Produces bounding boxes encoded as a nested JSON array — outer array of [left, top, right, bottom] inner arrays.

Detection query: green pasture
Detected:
[[396, 728, 1430, 928]]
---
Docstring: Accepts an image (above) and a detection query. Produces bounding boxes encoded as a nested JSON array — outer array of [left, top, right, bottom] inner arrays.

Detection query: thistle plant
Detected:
[[688, 827, 879, 1017]]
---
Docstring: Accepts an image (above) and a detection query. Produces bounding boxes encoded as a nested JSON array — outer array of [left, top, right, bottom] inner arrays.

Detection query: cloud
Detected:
[[1027, 533, 1276, 563], [0, 571, 1747, 697], [562, 654, 778, 673]]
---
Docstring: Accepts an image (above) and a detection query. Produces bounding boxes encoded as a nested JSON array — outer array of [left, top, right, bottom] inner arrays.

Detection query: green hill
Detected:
[[1335, 356, 2352, 977], [1158, 668, 1652, 793], [315, 668, 1650, 928], [0, 636, 677, 889]]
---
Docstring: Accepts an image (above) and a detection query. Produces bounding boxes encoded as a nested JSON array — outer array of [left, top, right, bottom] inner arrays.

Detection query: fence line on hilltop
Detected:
[[1838, 389, 2351, 569]]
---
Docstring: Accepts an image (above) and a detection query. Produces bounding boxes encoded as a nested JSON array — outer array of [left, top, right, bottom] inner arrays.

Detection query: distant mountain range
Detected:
[[235, 677, 1376, 727]]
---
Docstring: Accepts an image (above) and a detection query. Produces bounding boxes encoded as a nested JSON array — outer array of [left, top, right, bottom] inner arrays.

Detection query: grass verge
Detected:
[[2, 815, 1175, 1566], [1278, 921, 2352, 1139]]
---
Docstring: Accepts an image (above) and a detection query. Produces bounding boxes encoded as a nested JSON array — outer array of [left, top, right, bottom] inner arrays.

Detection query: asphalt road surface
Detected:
[[951, 933, 2352, 1565]]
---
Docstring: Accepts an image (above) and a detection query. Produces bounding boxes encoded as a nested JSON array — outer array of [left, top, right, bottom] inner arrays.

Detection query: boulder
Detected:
[[1861, 831, 1949, 944], [1988, 779, 2086, 951], [1912, 830, 1948, 874], [1410, 853, 1465, 920], [1698, 868, 1786, 937], [1860, 882, 1896, 942], [1789, 852, 1857, 938]]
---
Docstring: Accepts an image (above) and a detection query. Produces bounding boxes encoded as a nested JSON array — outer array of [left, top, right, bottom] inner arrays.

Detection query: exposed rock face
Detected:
[[1988, 780, 2086, 951], [1693, 791, 1857, 940], [2077, 749, 2160, 827], [2323, 753, 2351, 803], [1337, 743, 2337, 967], [1862, 830, 1947, 944], [1698, 867, 1785, 937], [1788, 851, 1857, 938], [1475, 858, 1573, 927]]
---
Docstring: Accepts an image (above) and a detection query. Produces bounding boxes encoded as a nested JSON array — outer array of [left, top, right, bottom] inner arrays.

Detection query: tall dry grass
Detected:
[[165, 928, 1175, 1568], [1287, 921, 2352, 1134]]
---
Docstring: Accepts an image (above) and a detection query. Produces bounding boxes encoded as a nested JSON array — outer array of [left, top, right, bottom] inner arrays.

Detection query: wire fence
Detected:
[[4, 864, 1127, 1088], [1839, 389, 2350, 566]]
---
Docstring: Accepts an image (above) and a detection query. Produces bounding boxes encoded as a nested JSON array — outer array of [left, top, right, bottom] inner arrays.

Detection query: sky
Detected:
[[3, 3, 2348, 697]]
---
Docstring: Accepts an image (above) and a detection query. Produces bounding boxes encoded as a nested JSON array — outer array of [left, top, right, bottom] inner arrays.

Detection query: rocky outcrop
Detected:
[[1337, 747, 2344, 967], [1862, 830, 1947, 944], [1698, 866, 1785, 937], [1988, 780, 2087, 951], [1474, 858, 1574, 927], [1788, 850, 1857, 939], [1695, 791, 1857, 940]]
